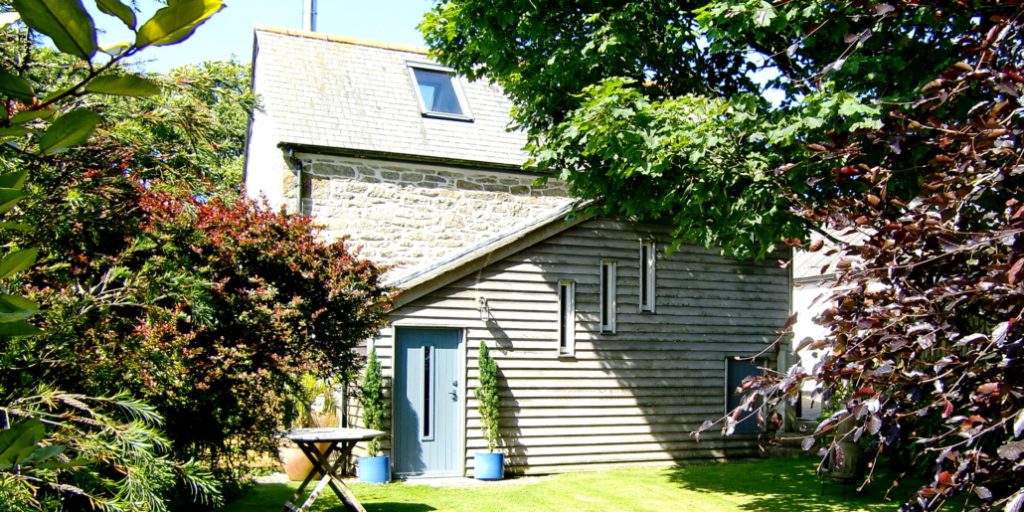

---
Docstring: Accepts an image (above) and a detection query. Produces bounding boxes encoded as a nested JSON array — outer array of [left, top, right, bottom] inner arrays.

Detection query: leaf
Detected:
[[0, 222, 33, 232], [10, 108, 55, 125], [99, 40, 131, 56], [0, 169, 28, 189], [95, 0, 136, 29], [0, 189, 29, 215], [1008, 488, 1024, 512], [85, 74, 160, 97], [12, 0, 97, 60], [0, 68, 35, 101], [801, 436, 816, 451], [0, 248, 38, 279], [0, 319, 43, 337], [1009, 258, 1024, 286], [0, 127, 30, 138], [37, 108, 101, 155], [0, 294, 39, 322], [135, 0, 223, 48], [20, 444, 64, 465], [997, 441, 1024, 461], [0, 419, 45, 469], [753, 5, 776, 27]]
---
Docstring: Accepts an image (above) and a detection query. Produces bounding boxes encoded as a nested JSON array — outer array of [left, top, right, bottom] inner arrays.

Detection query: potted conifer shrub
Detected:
[[474, 341, 504, 480], [357, 348, 390, 483]]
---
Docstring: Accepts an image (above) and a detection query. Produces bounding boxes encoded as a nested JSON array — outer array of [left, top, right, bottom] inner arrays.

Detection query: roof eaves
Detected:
[[388, 201, 594, 309], [280, 142, 543, 176]]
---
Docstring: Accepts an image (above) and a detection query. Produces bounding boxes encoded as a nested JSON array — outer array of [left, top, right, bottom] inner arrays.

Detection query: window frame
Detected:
[[599, 260, 617, 334], [406, 61, 474, 122], [557, 280, 576, 357], [639, 240, 656, 313]]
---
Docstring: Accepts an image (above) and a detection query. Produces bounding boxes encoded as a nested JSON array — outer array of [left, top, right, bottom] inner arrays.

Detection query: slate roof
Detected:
[[252, 26, 529, 167]]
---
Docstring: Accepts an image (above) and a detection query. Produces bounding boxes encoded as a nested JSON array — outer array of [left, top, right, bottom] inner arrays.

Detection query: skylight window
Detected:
[[408, 62, 473, 121]]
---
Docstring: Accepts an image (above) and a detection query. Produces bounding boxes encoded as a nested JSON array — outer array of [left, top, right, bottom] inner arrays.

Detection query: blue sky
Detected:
[[93, 0, 434, 72]]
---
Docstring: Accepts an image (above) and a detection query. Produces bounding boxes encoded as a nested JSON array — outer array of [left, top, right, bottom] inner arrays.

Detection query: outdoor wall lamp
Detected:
[[477, 296, 489, 321]]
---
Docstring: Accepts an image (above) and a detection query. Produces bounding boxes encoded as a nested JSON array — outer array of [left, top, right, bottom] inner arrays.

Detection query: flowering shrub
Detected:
[[5, 182, 390, 473]]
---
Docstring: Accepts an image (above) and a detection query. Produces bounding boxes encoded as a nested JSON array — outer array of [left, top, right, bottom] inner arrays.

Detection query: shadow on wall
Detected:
[[483, 318, 527, 474], [465, 218, 787, 473]]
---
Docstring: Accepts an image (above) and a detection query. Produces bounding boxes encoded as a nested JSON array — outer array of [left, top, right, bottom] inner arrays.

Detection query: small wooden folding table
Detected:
[[281, 427, 384, 512]]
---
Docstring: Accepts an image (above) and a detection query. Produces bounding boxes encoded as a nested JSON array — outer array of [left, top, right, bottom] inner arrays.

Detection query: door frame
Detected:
[[388, 322, 468, 478]]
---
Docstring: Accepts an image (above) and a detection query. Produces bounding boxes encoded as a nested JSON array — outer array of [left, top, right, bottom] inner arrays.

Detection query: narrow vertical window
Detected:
[[600, 260, 617, 333], [557, 281, 575, 356], [422, 346, 433, 439], [640, 240, 656, 312]]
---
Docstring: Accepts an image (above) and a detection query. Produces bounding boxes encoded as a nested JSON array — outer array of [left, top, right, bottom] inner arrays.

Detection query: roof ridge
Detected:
[[254, 25, 429, 55]]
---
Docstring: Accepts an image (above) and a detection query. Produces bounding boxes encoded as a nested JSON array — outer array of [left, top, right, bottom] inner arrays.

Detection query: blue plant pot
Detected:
[[474, 452, 504, 480], [357, 455, 390, 484]]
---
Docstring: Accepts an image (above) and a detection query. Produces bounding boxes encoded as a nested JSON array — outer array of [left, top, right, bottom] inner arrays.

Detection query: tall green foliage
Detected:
[[360, 348, 385, 457], [4, 190, 391, 469], [475, 342, 500, 453], [424, 1, 1024, 509], [97, 59, 257, 187], [0, 387, 220, 511], [0, 0, 227, 508]]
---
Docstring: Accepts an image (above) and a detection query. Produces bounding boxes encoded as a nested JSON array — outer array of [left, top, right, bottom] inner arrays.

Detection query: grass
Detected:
[[218, 458, 909, 512]]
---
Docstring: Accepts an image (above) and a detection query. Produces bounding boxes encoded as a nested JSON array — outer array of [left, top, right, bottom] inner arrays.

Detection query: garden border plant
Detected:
[[357, 347, 390, 483], [473, 341, 503, 480], [0, 0, 228, 509]]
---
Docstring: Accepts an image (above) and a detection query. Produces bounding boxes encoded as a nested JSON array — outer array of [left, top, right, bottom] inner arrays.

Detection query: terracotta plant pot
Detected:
[[279, 442, 331, 481]]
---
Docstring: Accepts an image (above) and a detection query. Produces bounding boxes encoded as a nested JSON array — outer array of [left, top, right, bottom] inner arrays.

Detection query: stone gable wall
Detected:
[[286, 155, 572, 277]]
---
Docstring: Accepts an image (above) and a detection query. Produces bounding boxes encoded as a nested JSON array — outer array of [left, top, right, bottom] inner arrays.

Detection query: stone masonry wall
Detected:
[[285, 155, 572, 278]]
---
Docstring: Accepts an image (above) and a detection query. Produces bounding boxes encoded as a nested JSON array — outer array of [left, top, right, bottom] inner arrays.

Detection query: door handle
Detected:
[[450, 380, 458, 401]]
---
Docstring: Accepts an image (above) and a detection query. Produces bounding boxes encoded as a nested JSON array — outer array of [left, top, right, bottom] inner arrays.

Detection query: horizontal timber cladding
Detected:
[[373, 218, 790, 475]]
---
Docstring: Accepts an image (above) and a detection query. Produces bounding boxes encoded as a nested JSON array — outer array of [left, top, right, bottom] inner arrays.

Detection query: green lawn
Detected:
[[219, 458, 906, 512]]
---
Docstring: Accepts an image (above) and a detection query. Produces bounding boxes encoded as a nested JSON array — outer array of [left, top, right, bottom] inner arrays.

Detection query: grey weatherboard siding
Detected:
[[373, 218, 790, 476]]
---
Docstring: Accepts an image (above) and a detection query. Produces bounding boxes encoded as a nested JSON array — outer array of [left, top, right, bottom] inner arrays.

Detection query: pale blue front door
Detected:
[[393, 328, 462, 477]]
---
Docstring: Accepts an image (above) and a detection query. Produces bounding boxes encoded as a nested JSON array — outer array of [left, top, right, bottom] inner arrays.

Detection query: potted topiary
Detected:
[[474, 341, 503, 480], [279, 373, 343, 481], [357, 348, 390, 483]]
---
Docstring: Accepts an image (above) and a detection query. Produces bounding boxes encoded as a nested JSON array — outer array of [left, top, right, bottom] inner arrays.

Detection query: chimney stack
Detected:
[[302, 0, 318, 32]]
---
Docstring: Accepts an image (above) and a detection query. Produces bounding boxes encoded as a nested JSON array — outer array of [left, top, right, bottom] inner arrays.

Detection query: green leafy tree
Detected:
[[0, 0, 228, 508], [360, 348, 385, 457], [1, 387, 220, 511], [423, 1, 1023, 510], [96, 59, 257, 187], [4, 190, 391, 472], [475, 342, 500, 453]]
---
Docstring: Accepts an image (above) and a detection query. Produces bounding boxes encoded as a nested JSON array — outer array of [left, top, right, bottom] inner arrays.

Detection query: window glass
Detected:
[[640, 241, 656, 312], [600, 260, 617, 333], [558, 281, 575, 356], [413, 68, 464, 115]]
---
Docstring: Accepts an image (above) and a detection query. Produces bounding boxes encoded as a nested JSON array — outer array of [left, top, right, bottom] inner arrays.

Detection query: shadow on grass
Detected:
[[217, 483, 436, 512], [663, 458, 905, 512], [365, 504, 437, 512]]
